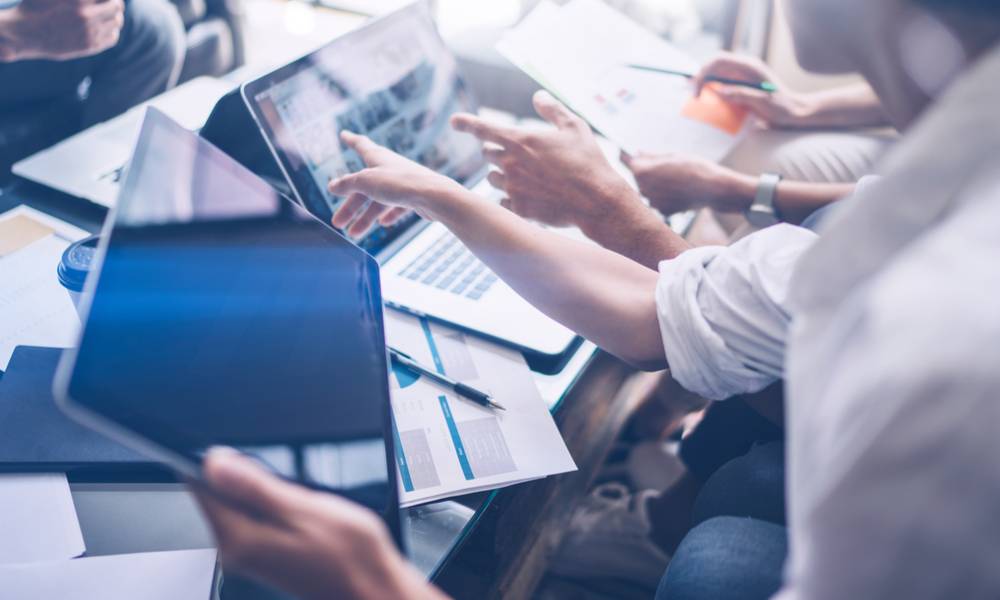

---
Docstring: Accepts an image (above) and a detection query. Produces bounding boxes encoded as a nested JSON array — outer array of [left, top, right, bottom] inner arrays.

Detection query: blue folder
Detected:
[[0, 346, 161, 476]]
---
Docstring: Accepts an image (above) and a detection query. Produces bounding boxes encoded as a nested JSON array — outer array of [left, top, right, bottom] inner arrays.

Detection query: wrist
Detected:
[[421, 183, 480, 225], [578, 180, 644, 241], [712, 169, 757, 213], [789, 93, 826, 127]]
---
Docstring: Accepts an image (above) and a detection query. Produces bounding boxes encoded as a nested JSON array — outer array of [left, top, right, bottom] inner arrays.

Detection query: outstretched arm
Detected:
[[623, 152, 856, 225], [329, 132, 668, 369]]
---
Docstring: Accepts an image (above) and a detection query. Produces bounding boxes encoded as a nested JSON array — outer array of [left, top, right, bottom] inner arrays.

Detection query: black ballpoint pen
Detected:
[[625, 64, 778, 93], [388, 347, 506, 411]]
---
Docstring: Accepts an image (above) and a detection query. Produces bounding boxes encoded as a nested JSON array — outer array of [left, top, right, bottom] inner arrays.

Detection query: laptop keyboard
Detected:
[[398, 231, 499, 300]]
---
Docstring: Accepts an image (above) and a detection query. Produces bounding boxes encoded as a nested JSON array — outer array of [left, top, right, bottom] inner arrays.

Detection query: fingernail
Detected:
[[206, 445, 238, 458], [204, 449, 256, 485]]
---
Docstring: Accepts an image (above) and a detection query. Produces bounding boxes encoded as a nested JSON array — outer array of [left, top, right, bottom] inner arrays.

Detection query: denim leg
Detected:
[[0, 0, 184, 119], [692, 441, 786, 527], [678, 397, 784, 484], [656, 516, 788, 600], [81, 0, 186, 125]]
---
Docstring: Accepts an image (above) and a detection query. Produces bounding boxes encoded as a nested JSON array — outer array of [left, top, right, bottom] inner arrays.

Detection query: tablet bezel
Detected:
[[53, 108, 404, 546]]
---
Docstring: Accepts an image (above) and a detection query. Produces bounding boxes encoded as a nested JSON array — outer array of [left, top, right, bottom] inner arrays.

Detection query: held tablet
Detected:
[[54, 108, 402, 543]]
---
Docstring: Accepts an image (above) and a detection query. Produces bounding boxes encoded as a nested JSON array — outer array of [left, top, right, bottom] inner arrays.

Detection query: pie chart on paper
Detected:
[[392, 362, 421, 388]]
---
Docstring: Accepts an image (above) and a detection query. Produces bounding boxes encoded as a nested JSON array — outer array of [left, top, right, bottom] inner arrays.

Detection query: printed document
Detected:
[[384, 310, 576, 507], [498, 0, 747, 160], [0, 473, 85, 564], [0, 205, 88, 370], [0, 549, 217, 599]]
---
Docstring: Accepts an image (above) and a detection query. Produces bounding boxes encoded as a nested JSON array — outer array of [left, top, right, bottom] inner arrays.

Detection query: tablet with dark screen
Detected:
[[55, 108, 401, 540]]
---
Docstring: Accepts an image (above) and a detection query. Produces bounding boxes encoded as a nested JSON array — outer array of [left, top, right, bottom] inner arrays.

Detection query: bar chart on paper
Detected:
[[385, 311, 575, 507]]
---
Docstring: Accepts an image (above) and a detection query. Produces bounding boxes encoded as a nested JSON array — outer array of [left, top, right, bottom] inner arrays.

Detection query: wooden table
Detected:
[[435, 354, 647, 599]]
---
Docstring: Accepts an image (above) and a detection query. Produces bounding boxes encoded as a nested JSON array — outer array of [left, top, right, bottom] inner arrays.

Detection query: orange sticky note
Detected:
[[0, 214, 54, 257], [681, 86, 748, 135]]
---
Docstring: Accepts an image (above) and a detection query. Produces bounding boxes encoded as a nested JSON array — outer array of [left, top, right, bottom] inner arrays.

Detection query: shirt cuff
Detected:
[[656, 246, 779, 401]]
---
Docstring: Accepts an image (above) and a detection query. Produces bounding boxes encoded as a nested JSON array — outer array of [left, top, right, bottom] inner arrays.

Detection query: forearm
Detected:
[[430, 190, 667, 369], [578, 184, 692, 270], [774, 180, 854, 224], [800, 83, 889, 129], [726, 172, 854, 225]]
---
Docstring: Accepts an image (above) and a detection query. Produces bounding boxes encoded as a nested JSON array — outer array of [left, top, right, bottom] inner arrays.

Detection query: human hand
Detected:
[[621, 151, 755, 215], [451, 91, 641, 231], [0, 0, 125, 62], [329, 131, 472, 237], [191, 448, 444, 600], [693, 52, 819, 129]]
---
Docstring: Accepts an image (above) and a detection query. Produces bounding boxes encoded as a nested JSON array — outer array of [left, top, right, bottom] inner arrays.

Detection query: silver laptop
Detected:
[[239, 2, 579, 358], [12, 77, 232, 207]]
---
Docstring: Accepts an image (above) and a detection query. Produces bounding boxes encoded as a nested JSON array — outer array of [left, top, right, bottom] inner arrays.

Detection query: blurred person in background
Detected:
[[0, 0, 185, 138]]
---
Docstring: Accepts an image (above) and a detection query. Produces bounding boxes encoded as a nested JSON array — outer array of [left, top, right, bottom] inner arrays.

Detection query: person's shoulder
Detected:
[[863, 177, 1000, 379]]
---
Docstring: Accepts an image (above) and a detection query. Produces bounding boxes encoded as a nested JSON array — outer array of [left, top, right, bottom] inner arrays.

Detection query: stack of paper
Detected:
[[0, 549, 217, 599], [0, 473, 217, 598], [0, 205, 88, 371], [0, 474, 85, 564], [498, 0, 748, 161], [384, 310, 577, 507]]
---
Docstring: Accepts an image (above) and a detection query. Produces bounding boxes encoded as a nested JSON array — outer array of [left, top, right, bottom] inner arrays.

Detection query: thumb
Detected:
[[619, 150, 635, 168], [532, 90, 579, 130], [202, 447, 307, 522], [714, 87, 775, 118], [714, 85, 773, 110]]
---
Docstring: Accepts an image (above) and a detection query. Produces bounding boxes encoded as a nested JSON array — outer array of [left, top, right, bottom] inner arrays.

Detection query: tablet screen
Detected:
[[243, 1, 485, 229], [63, 109, 400, 532]]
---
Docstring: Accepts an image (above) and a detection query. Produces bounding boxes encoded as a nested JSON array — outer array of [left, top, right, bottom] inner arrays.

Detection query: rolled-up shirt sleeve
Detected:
[[656, 224, 818, 400]]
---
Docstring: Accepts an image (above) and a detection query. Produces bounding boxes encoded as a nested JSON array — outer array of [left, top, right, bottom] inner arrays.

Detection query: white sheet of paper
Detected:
[[0, 549, 217, 599], [0, 205, 88, 370], [385, 311, 577, 507], [498, 0, 744, 160], [0, 473, 85, 564]]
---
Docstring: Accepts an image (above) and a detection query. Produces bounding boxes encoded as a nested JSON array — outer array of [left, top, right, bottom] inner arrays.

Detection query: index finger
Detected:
[[451, 113, 520, 146], [340, 131, 383, 165]]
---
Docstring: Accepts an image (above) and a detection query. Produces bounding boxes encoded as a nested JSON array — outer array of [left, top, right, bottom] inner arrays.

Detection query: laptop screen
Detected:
[[243, 2, 485, 241], [63, 109, 401, 537]]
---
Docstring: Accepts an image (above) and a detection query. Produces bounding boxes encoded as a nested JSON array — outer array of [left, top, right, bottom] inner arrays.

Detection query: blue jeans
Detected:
[[657, 441, 788, 600], [656, 516, 787, 600]]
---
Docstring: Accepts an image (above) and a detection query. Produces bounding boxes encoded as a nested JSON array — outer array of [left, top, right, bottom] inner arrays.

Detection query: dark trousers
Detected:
[[0, 0, 184, 163], [657, 399, 788, 600]]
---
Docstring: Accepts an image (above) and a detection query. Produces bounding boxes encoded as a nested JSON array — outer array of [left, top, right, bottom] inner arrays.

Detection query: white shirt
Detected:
[[655, 44, 1000, 599]]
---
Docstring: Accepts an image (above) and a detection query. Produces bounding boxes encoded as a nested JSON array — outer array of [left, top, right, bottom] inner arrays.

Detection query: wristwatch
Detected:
[[745, 172, 783, 227]]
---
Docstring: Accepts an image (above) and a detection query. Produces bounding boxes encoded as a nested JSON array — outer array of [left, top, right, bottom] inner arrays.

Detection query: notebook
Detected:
[[0, 346, 158, 474]]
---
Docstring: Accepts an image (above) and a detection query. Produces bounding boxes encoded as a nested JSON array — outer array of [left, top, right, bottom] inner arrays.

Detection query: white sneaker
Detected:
[[550, 482, 671, 589], [627, 440, 685, 492]]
